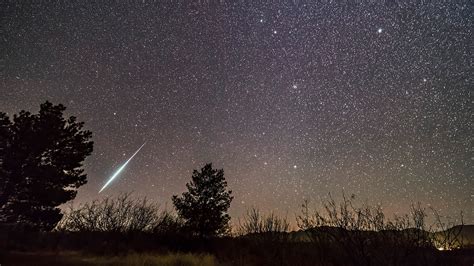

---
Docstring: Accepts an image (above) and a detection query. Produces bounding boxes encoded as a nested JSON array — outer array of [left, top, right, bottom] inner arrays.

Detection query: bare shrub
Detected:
[[430, 208, 465, 250], [296, 194, 466, 265], [296, 194, 393, 265], [151, 210, 184, 235], [237, 207, 289, 241], [296, 194, 432, 265], [57, 193, 177, 233]]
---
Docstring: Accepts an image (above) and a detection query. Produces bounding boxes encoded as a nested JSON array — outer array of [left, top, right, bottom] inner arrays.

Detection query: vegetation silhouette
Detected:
[[0, 103, 472, 265], [237, 207, 290, 243], [58, 193, 182, 234], [295, 194, 467, 265], [1, 193, 472, 265], [172, 163, 233, 237], [0, 101, 93, 231]]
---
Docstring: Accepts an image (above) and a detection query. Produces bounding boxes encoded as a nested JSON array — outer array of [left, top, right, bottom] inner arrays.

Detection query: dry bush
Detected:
[[296, 193, 467, 265], [237, 207, 289, 242], [151, 210, 184, 235], [431, 208, 465, 250], [57, 193, 181, 234]]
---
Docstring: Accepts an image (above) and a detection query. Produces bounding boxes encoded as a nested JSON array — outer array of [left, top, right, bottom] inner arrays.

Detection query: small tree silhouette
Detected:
[[0, 101, 93, 231], [172, 163, 233, 237]]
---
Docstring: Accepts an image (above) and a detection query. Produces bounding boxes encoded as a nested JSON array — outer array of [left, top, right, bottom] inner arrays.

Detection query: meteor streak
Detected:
[[99, 143, 146, 193]]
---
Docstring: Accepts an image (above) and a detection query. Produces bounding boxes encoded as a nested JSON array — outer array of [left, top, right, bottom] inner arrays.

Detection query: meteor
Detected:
[[99, 143, 146, 193]]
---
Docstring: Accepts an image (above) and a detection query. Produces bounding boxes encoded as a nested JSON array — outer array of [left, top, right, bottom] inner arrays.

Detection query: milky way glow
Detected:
[[99, 143, 146, 193], [2, 1, 471, 223]]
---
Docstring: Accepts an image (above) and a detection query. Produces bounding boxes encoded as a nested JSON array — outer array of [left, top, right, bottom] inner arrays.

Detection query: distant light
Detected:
[[293, 165, 297, 169], [377, 28, 383, 34], [273, 30, 277, 34]]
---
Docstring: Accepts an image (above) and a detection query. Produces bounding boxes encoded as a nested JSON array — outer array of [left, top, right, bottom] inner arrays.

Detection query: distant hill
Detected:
[[433, 225, 474, 248], [260, 224, 474, 249]]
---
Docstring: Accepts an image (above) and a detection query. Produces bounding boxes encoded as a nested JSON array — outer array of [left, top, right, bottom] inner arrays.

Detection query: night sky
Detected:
[[1, 1, 472, 224]]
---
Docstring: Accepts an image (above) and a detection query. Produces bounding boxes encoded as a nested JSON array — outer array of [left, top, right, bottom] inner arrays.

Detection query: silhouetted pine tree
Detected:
[[0, 101, 93, 231], [172, 163, 233, 237]]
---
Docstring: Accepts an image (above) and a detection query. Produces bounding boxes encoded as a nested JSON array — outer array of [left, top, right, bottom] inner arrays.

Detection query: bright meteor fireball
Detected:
[[99, 143, 146, 193]]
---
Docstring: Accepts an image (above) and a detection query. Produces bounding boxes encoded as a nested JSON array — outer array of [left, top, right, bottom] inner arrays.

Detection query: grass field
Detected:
[[1, 251, 216, 266]]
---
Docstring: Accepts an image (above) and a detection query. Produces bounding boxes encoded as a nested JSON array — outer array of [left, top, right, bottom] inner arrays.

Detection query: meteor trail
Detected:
[[99, 143, 146, 193]]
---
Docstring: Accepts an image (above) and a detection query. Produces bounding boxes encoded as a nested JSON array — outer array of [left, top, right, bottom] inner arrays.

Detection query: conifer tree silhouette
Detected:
[[172, 163, 233, 237], [0, 101, 93, 231]]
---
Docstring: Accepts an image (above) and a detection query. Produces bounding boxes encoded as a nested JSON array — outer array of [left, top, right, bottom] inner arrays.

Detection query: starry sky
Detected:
[[1, 1, 472, 224]]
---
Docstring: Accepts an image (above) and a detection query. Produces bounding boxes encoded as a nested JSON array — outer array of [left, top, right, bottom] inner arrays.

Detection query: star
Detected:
[[1, 1, 470, 225]]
